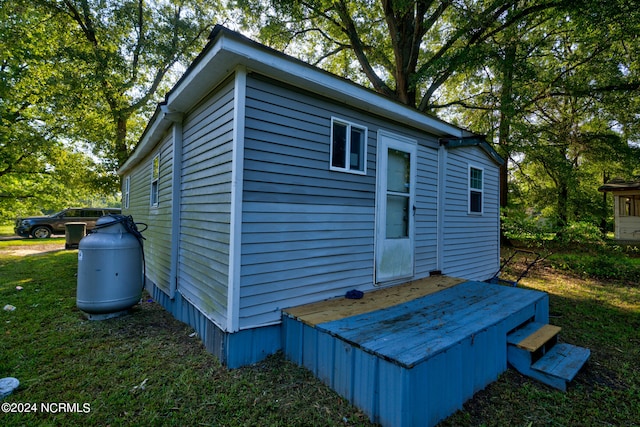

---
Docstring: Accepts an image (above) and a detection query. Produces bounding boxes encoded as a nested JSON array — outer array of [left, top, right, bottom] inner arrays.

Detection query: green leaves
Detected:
[[1, 0, 222, 220]]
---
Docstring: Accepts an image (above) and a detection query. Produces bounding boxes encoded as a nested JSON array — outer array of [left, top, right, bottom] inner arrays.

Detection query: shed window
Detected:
[[330, 118, 367, 174], [469, 166, 483, 214], [151, 154, 160, 207], [124, 176, 130, 209], [620, 195, 640, 217]]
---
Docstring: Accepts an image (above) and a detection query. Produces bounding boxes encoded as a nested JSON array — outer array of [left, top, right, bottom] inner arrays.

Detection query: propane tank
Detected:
[[76, 215, 144, 318]]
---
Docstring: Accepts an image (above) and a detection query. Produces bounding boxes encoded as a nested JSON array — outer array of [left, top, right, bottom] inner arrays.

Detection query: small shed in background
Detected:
[[599, 179, 640, 241]]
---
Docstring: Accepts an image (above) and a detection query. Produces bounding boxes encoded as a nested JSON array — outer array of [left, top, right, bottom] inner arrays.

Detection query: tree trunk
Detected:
[[115, 115, 129, 169], [498, 42, 517, 245], [557, 182, 569, 228], [498, 43, 516, 209]]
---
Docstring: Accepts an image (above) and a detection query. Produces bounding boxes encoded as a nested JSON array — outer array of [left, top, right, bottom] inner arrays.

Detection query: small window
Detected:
[[123, 176, 130, 209], [330, 118, 367, 174], [151, 154, 160, 207], [620, 195, 640, 217], [469, 166, 483, 214]]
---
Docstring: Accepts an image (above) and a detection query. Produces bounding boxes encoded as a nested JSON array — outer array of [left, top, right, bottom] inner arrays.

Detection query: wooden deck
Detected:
[[282, 277, 550, 427], [285, 275, 466, 326]]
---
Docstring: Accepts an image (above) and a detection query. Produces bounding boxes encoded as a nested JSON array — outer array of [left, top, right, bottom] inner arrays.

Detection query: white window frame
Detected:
[[150, 153, 160, 208], [330, 117, 367, 175], [123, 175, 130, 209], [468, 165, 484, 214]]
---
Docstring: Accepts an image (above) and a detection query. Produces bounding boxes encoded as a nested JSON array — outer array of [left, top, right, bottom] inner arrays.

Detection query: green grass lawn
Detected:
[[1, 241, 638, 426], [0, 224, 15, 236]]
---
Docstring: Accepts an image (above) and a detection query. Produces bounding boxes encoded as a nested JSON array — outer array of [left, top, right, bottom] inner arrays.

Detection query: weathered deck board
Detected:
[[284, 275, 465, 326], [317, 281, 549, 368], [531, 343, 591, 382]]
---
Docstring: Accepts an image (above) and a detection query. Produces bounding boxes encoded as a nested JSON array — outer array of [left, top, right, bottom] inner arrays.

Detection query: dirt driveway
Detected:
[[0, 238, 66, 256]]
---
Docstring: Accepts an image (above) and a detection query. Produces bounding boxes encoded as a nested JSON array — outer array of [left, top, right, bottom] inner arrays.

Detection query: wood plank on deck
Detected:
[[516, 324, 561, 352], [283, 275, 466, 326]]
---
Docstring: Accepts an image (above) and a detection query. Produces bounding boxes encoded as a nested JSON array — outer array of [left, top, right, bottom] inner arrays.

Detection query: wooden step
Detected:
[[532, 343, 591, 383], [507, 322, 561, 352], [507, 322, 590, 391]]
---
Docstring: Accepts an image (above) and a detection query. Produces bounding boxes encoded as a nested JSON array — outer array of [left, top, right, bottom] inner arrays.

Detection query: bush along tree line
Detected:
[[2, 0, 639, 234]]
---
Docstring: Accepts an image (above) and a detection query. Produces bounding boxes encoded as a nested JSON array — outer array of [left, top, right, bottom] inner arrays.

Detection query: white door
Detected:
[[375, 131, 417, 283]]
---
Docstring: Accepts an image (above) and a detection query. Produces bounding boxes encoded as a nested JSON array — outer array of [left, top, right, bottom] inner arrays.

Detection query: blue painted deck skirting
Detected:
[[283, 281, 549, 427]]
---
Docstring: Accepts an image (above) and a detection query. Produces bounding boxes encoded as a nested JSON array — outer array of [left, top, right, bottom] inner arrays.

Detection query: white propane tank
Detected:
[[76, 215, 144, 318]]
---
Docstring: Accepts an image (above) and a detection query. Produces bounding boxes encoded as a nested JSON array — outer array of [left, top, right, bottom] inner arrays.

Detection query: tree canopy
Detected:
[[235, 0, 640, 230], [1, 0, 222, 219], [2, 0, 639, 234]]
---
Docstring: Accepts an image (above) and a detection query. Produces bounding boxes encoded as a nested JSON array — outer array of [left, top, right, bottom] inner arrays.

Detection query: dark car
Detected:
[[14, 207, 122, 238]]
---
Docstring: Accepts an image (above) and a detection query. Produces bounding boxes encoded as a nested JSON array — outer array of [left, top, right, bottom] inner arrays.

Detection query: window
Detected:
[[63, 209, 82, 218], [330, 118, 367, 174], [82, 210, 102, 217], [469, 166, 483, 214], [620, 195, 640, 217], [123, 176, 130, 209], [151, 154, 160, 207]]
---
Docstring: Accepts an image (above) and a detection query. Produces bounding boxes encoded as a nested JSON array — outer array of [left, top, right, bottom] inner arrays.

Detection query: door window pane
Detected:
[[387, 148, 410, 193], [386, 194, 409, 238]]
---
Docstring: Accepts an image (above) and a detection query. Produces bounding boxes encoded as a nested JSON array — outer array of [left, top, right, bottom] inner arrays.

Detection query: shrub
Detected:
[[501, 209, 554, 241], [554, 221, 605, 245], [549, 251, 640, 282]]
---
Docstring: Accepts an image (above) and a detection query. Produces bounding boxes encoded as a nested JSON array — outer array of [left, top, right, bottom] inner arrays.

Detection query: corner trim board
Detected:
[[227, 66, 247, 333]]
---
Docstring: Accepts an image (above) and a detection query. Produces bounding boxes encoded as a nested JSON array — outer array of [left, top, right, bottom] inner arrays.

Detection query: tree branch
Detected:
[[333, 0, 395, 98]]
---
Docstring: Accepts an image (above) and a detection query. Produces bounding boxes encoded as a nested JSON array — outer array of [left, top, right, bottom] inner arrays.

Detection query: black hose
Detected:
[[91, 214, 148, 292]]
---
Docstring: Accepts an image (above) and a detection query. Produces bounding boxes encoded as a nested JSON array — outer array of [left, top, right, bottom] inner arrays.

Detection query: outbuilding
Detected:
[[118, 25, 504, 368], [599, 178, 640, 241]]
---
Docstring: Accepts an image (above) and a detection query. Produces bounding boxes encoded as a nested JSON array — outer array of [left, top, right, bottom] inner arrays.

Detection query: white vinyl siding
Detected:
[[123, 131, 175, 295], [240, 76, 376, 328], [178, 77, 235, 328], [414, 143, 439, 277], [441, 147, 500, 281], [239, 75, 441, 328]]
